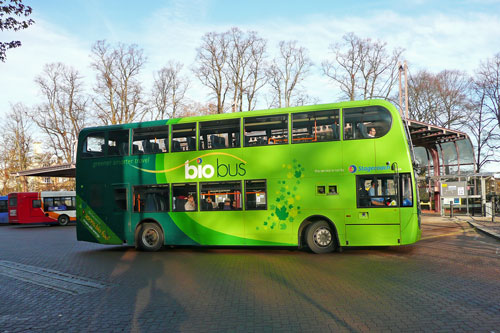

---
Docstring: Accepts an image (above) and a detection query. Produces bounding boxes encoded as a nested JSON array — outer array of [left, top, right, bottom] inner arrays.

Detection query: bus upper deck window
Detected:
[[133, 126, 168, 155], [199, 119, 240, 150], [108, 129, 129, 156], [292, 109, 340, 143], [343, 106, 392, 140], [82, 132, 105, 158], [244, 115, 288, 147], [172, 123, 196, 152]]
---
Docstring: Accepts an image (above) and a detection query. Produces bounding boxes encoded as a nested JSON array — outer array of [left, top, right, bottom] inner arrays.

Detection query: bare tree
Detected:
[[408, 69, 471, 129], [151, 61, 189, 120], [226, 27, 267, 111], [462, 78, 500, 172], [476, 53, 500, 130], [28, 62, 88, 163], [0, 0, 34, 62], [0, 103, 33, 192], [408, 70, 442, 124], [267, 40, 312, 108], [194, 28, 268, 113], [435, 70, 471, 129], [90, 40, 147, 124], [322, 32, 403, 101], [176, 101, 219, 118], [193, 31, 230, 113]]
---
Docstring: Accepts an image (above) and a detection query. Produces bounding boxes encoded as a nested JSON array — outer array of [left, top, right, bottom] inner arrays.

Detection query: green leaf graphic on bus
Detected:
[[260, 160, 303, 231]]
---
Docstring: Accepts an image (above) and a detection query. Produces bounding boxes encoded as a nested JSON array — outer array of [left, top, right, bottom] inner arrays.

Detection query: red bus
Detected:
[[8, 191, 76, 226]]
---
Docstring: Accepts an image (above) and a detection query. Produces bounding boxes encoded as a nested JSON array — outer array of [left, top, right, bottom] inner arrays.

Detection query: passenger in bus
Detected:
[[223, 199, 231, 210], [369, 181, 384, 206], [368, 127, 377, 138], [205, 197, 216, 210], [344, 123, 353, 139], [184, 194, 196, 211]]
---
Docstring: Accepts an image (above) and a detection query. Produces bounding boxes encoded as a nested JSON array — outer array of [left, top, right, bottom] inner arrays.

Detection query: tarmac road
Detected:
[[0, 215, 499, 332]]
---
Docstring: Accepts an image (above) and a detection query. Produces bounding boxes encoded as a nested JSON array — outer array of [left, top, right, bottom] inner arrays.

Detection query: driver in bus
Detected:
[[369, 181, 384, 206]]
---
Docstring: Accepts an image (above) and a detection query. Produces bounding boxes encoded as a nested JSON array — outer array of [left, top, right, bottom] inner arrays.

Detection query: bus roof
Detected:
[[78, 99, 396, 135], [41, 191, 75, 197]]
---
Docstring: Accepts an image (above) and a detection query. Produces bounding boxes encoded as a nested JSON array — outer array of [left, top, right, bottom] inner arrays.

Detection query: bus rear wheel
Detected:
[[58, 215, 70, 226], [137, 222, 164, 252], [306, 221, 336, 254]]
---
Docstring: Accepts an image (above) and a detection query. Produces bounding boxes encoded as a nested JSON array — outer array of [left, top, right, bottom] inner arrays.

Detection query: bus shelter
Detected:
[[406, 119, 495, 215]]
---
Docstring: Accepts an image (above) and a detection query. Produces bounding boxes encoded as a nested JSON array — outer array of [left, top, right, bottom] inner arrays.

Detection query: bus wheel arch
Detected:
[[298, 216, 339, 254], [135, 219, 164, 252], [58, 214, 70, 226]]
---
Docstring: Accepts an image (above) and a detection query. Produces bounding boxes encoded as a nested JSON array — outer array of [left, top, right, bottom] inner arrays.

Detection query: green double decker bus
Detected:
[[76, 99, 421, 253]]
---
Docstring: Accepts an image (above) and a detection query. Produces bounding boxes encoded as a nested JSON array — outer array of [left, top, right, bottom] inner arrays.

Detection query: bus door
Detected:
[[345, 174, 401, 246], [112, 183, 131, 235], [30, 194, 46, 219]]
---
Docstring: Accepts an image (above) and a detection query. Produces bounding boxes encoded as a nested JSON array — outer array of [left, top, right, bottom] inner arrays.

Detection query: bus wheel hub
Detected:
[[143, 229, 159, 246], [314, 227, 332, 247]]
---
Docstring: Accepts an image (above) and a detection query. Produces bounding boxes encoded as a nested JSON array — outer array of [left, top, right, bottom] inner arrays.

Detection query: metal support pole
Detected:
[[404, 61, 409, 120], [493, 196, 496, 223], [398, 62, 404, 118], [466, 177, 469, 216], [450, 201, 454, 218]]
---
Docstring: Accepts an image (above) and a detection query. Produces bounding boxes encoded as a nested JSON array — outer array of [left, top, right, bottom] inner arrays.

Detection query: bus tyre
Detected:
[[306, 221, 336, 254], [137, 223, 164, 252], [58, 215, 70, 226]]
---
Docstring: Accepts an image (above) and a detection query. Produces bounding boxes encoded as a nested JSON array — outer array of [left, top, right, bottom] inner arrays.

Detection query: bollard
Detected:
[[493, 196, 496, 223], [450, 201, 454, 218]]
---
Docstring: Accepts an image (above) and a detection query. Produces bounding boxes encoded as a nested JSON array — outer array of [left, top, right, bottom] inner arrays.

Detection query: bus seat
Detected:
[[118, 142, 128, 155], [210, 135, 218, 149], [152, 142, 161, 153], [108, 146, 119, 155], [142, 140, 151, 153], [172, 141, 182, 152], [175, 197, 186, 211], [202, 199, 213, 211], [357, 123, 370, 139], [187, 137, 196, 151], [218, 136, 226, 148], [234, 135, 240, 147], [332, 123, 339, 140], [132, 144, 141, 154], [218, 202, 224, 210], [145, 193, 157, 211]]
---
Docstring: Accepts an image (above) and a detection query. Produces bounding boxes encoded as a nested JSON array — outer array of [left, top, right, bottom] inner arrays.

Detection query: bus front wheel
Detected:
[[306, 221, 336, 254], [58, 215, 70, 226], [136, 222, 164, 252]]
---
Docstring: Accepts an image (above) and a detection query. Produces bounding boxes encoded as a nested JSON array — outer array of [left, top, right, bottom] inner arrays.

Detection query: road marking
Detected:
[[421, 229, 477, 240], [0, 260, 112, 295]]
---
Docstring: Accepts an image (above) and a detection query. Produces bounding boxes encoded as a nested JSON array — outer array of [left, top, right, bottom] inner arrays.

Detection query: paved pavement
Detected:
[[455, 214, 500, 240], [0, 216, 499, 332]]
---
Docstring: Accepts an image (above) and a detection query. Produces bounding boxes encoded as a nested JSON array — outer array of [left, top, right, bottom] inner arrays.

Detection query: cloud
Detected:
[[1, 5, 499, 115], [0, 18, 92, 115]]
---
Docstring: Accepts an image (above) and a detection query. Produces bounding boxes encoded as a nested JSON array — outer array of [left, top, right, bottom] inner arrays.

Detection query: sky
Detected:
[[1, 0, 500, 170]]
